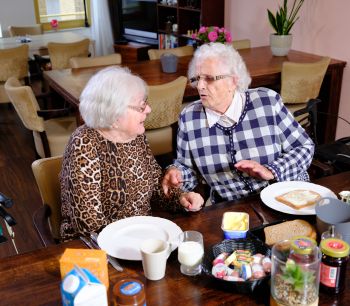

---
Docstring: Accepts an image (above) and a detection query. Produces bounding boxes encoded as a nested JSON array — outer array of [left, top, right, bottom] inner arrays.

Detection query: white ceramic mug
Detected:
[[140, 238, 171, 281]]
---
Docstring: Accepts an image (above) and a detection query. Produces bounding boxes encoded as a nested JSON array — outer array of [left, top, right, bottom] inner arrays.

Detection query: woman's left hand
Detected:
[[235, 160, 274, 180], [180, 192, 204, 212]]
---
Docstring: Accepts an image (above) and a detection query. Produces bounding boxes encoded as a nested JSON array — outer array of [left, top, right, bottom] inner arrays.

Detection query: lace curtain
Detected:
[[90, 0, 114, 56]]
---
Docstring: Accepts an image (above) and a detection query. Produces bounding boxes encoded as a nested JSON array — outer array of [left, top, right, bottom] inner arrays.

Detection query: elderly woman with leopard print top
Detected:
[[60, 66, 204, 241]]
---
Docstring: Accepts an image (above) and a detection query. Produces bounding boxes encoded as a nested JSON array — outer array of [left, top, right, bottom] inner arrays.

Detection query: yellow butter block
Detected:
[[222, 212, 249, 231], [59, 248, 109, 289]]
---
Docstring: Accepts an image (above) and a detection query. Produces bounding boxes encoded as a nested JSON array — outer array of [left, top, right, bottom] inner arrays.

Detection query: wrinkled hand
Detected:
[[162, 167, 183, 196], [235, 160, 274, 181], [180, 192, 204, 212]]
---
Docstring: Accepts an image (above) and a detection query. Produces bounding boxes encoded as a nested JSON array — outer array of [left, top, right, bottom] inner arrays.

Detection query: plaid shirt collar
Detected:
[[206, 91, 244, 128]]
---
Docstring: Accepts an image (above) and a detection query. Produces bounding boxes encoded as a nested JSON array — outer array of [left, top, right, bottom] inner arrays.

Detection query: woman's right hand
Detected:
[[162, 167, 183, 196]]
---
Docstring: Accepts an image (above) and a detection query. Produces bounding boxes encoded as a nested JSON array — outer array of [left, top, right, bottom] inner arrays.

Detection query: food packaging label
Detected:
[[60, 248, 109, 289], [61, 267, 108, 306]]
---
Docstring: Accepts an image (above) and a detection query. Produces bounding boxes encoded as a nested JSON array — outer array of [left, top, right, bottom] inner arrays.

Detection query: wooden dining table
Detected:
[[0, 31, 94, 57], [1, 171, 349, 305], [44, 46, 346, 144]]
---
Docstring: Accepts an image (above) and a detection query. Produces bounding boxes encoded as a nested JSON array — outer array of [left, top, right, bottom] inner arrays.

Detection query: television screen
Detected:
[[122, 0, 158, 45]]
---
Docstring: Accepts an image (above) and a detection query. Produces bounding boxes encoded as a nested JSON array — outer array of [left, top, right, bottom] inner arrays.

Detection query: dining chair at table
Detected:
[[5, 77, 76, 158], [69, 53, 122, 68], [32, 155, 63, 246], [144, 76, 187, 157], [231, 39, 251, 50], [0, 44, 29, 104], [148, 45, 194, 60], [47, 38, 90, 69], [8, 24, 43, 36], [280, 56, 331, 122]]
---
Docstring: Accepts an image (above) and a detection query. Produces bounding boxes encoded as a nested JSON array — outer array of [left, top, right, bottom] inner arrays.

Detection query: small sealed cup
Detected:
[[221, 212, 249, 239]]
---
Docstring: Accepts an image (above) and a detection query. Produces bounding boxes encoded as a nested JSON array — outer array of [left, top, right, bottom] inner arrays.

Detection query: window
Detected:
[[34, 0, 90, 30]]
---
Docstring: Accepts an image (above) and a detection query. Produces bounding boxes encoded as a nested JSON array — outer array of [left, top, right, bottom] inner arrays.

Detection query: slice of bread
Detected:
[[264, 219, 316, 246], [275, 189, 321, 210]]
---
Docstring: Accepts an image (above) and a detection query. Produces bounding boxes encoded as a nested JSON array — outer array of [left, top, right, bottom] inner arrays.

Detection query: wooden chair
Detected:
[[232, 39, 251, 50], [281, 57, 331, 121], [32, 156, 63, 246], [8, 24, 43, 36], [148, 46, 194, 60], [69, 53, 122, 68], [5, 77, 76, 158], [47, 38, 90, 69], [145, 76, 187, 156], [0, 45, 29, 104]]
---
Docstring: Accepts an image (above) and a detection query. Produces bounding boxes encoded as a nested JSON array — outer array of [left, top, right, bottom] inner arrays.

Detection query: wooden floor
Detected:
[[0, 104, 43, 258]]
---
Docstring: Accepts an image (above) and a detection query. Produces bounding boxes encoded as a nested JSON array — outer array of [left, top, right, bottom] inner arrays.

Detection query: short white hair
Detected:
[[79, 66, 147, 128], [188, 42, 251, 91]]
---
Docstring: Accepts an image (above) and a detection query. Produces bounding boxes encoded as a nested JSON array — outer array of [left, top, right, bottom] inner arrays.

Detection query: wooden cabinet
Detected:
[[157, 0, 224, 46]]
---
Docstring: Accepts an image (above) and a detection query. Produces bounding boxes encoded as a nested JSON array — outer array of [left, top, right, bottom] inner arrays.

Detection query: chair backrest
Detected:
[[8, 24, 43, 36], [0, 45, 29, 82], [145, 76, 187, 129], [69, 53, 122, 68], [232, 39, 251, 50], [48, 38, 90, 69], [4, 77, 44, 132], [281, 57, 331, 104], [32, 156, 63, 240], [148, 46, 194, 60]]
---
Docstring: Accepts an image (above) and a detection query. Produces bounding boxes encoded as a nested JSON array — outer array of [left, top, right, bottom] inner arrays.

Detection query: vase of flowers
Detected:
[[191, 26, 232, 46], [267, 0, 304, 56], [50, 19, 59, 32]]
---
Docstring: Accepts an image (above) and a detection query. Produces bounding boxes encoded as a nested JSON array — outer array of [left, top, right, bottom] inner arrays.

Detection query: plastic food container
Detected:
[[221, 212, 249, 239]]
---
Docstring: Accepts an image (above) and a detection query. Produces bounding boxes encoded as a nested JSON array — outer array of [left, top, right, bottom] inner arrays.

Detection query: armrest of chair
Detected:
[[308, 158, 334, 180], [37, 108, 70, 120], [32, 204, 57, 247]]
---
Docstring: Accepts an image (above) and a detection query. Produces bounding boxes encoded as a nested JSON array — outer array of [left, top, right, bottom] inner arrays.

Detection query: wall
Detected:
[[225, 0, 350, 139], [0, 0, 36, 37]]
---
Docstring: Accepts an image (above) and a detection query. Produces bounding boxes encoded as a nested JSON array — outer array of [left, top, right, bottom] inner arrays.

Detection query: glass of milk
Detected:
[[178, 231, 204, 276]]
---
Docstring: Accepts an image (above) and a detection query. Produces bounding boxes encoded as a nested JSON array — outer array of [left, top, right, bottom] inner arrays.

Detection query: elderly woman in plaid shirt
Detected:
[[162, 43, 314, 205]]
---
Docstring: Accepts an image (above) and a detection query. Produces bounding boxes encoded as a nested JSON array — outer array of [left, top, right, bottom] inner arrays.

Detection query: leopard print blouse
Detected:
[[60, 125, 182, 241]]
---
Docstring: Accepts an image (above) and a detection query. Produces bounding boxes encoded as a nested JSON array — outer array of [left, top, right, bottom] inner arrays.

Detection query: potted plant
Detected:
[[267, 0, 305, 56]]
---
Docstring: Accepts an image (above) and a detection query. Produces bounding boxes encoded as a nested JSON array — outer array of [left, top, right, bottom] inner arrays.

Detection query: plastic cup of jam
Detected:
[[113, 278, 146, 306], [320, 238, 350, 294]]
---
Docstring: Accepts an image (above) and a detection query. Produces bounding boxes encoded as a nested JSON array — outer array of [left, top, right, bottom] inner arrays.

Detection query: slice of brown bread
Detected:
[[264, 219, 316, 246], [275, 189, 321, 210]]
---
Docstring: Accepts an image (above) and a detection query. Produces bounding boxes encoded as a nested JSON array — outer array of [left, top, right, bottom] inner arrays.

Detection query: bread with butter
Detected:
[[275, 189, 321, 210]]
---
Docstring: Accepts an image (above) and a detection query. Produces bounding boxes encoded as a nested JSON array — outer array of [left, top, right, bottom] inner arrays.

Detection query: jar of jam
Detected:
[[320, 238, 350, 294], [113, 278, 146, 306], [289, 236, 317, 263]]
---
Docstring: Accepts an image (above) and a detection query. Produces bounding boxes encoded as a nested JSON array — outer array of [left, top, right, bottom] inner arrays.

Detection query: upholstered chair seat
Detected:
[[5, 77, 76, 158], [145, 76, 187, 156], [148, 46, 194, 60], [48, 39, 90, 69], [232, 39, 251, 50], [69, 53, 122, 68], [0, 45, 29, 103], [8, 24, 43, 36]]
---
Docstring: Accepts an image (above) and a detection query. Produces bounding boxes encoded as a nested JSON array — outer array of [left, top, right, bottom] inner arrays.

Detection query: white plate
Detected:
[[97, 216, 183, 260], [260, 181, 337, 215]]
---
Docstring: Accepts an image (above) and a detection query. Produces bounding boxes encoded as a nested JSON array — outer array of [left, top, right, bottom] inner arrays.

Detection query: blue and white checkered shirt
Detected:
[[173, 87, 315, 204]]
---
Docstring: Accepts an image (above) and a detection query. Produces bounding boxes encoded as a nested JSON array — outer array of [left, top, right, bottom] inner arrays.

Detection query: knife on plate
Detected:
[[80, 236, 123, 272]]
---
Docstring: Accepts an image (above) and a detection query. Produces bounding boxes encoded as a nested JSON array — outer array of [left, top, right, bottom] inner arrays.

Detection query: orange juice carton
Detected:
[[61, 265, 108, 306], [60, 248, 109, 289]]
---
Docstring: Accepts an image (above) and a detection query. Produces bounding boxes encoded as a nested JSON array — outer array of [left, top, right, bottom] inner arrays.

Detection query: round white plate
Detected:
[[97, 216, 183, 260], [260, 181, 337, 215]]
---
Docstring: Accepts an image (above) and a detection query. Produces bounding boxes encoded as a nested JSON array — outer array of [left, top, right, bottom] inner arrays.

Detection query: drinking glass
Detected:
[[178, 231, 204, 276]]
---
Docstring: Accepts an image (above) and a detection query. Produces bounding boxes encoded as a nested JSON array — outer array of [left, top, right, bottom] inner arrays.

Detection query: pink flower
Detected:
[[208, 31, 218, 42], [50, 19, 58, 28], [198, 26, 207, 34], [225, 32, 232, 43]]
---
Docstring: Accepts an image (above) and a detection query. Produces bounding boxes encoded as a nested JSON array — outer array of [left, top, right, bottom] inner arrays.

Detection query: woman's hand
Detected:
[[162, 167, 183, 196], [180, 192, 204, 212], [235, 160, 274, 180]]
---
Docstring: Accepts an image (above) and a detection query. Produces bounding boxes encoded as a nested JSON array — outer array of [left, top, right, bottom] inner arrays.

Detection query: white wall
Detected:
[[225, 0, 350, 139], [0, 0, 36, 37]]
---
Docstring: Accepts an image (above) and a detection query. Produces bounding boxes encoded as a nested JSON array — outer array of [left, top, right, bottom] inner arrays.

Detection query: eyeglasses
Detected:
[[189, 74, 233, 86], [128, 97, 149, 113]]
